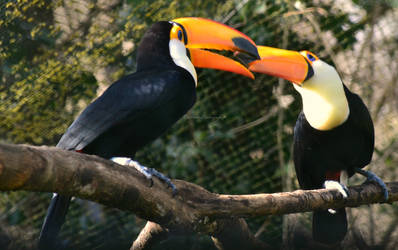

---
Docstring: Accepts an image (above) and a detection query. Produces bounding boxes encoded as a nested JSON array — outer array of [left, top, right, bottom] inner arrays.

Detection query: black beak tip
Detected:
[[232, 37, 260, 60], [234, 51, 255, 67]]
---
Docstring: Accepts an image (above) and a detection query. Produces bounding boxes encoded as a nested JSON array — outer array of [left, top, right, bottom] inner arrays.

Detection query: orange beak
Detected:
[[247, 46, 311, 84], [172, 17, 260, 79]]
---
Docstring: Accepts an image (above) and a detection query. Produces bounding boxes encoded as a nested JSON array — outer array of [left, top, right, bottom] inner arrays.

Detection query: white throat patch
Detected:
[[169, 39, 197, 86], [294, 60, 349, 131]]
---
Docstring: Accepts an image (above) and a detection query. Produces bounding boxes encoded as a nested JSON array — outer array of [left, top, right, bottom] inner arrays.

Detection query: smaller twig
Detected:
[[229, 106, 278, 134], [254, 218, 271, 238], [131, 221, 169, 250], [132, 219, 270, 250], [221, 0, 250, 24], [283, 7, 327, 18], [211, 218, 270, 250]]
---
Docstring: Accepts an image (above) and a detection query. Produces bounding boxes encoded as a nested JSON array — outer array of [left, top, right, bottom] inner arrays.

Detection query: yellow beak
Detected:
[[247, 46, 311, 84], [172, 17, 260, 79]]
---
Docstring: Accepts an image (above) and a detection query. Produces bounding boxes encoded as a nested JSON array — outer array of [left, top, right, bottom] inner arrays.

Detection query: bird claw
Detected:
[[355, 168, 388, 201], [137, 165, 178, 196], [327, 208, 337, 214], [323, 180, 348, 198], [323, 180, 348, 214], [111, 157, 177, 196]]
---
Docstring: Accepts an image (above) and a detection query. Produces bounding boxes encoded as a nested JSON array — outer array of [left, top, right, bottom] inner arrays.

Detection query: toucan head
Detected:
[[244, 46, 349, 131], [137, 18, 260, 85]]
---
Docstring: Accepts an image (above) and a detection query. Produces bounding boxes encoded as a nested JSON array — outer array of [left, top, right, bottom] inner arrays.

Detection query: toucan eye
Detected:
[[178, 30, 183, 41], [307, 53, 316, 62]]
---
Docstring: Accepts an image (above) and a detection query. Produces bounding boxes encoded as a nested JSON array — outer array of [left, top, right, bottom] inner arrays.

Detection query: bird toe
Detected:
[[323, 180, 348, 198]]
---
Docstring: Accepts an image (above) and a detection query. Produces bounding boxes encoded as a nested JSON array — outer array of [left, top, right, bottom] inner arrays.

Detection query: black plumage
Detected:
[[39, 21, 196, 249], [293, 84, 374, 244], [58, 69, 195, 157], [58, 22, 196, 157]]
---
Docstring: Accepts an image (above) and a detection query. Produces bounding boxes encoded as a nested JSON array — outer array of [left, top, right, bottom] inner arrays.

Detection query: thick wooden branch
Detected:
[[0, 143, 396, 246]]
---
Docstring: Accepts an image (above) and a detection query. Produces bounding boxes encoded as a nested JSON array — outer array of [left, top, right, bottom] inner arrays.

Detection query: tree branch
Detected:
[[131, 221, 169, 250], [0, 142, 396, 248]]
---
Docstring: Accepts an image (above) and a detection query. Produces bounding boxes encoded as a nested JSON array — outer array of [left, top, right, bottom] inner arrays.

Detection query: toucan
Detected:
[[38, 17, 260, 250], [241, 46, 388, 245]]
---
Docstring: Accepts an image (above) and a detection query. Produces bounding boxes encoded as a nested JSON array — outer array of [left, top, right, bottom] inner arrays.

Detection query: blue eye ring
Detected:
[[307, 53, 316, 62], [177, 30, 183, 41]]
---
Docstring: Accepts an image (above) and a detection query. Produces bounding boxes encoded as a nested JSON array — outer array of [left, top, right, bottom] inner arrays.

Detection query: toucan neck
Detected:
[[136, 21, 175, 71], [294, 62, 350, 131]]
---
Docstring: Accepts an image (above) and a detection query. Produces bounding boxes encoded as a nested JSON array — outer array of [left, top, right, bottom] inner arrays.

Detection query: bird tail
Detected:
[[312, 208, 347, 244], [39, 194, 71, 250]]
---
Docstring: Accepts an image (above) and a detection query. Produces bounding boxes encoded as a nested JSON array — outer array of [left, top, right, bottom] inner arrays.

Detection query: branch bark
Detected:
[[0, 142, 396, 248]]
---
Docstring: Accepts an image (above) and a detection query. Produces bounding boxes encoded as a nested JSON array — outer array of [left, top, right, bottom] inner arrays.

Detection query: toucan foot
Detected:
[[323, 180, 348, 214], [137, 165, 177, 196], [111, 157, 177, 196], [323, 180, 348, 198], [355, 168, 388, 201]]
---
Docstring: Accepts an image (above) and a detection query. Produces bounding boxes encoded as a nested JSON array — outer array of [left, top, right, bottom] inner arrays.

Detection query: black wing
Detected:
[[56, 69, 189, 151], [343, 85, 374, 167], [293, 112, 313, 189]]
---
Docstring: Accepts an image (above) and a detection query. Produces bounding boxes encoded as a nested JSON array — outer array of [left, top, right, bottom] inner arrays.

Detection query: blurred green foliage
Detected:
[[1, 0, 395, 249]]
